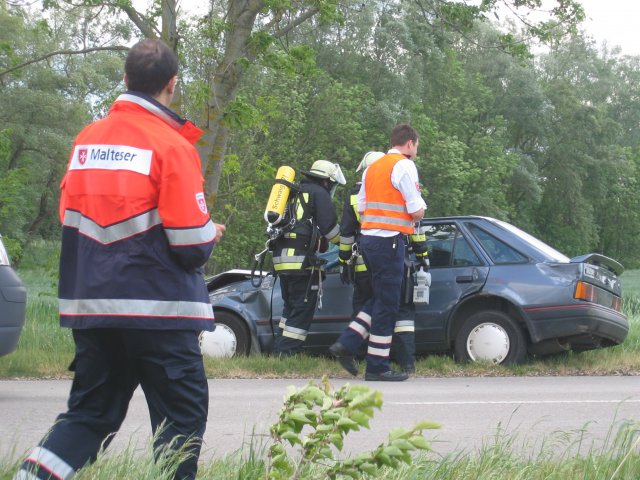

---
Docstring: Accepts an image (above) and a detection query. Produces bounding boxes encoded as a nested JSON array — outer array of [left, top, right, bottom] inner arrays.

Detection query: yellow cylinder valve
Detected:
[[264, 166, 296, 225]]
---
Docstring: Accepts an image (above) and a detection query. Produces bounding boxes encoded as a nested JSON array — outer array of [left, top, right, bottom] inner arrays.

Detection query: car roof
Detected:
[[421, 215, 571, 263]]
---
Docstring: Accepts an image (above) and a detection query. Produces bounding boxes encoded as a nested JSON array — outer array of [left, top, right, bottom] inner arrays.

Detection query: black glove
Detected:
[[340, 262, 352, 285]]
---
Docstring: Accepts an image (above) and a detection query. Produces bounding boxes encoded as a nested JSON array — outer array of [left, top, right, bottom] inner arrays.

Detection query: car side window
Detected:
[[452, 235, 481, 266], [424, 224, 456, 267], [467, 224, 528, 264]]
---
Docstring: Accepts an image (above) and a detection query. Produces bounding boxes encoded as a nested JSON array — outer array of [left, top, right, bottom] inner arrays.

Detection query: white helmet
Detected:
[[306, 160, 346, 185], [356, 151, 385, 172]]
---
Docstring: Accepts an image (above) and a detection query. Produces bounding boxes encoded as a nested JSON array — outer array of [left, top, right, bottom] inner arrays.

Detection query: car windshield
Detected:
[[490, 218, 570, 263]]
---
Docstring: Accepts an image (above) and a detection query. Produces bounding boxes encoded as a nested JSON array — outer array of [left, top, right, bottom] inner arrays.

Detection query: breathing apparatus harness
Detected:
[[251, 172, 325, 305], [251, 175, 300, 287]]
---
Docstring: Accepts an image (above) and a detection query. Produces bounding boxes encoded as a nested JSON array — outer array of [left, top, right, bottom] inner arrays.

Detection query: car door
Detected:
[[414, 221, 489, 349], [308, 269, 354, 347]]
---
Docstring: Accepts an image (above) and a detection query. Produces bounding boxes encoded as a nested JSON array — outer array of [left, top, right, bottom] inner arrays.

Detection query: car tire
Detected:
[[454, 310, 527, 365], [200, 311, 250, 358]]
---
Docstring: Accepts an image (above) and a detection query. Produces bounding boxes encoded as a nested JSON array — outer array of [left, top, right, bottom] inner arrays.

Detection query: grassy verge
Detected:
[[2, 419, 638, 479], [2, 269, 639, 379]]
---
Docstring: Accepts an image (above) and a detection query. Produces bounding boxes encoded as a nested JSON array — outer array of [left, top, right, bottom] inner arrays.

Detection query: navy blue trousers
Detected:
[[338, 234, 406, 373], [350, 269, 416, 369], [18, 328, 208, 480], [275, 273, 319, 355]]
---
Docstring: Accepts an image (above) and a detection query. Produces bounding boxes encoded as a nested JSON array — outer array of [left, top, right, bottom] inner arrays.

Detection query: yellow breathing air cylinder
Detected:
[[264, 166, 296, 225]]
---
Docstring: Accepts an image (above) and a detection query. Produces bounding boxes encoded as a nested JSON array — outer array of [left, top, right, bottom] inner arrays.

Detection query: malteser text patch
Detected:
[[70, 145, 153, 175]]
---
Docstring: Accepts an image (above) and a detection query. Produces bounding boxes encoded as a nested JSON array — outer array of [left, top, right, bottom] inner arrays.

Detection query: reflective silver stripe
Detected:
[[360, 215, 414, 228], [366, 202, 408, 213], [25, 446, 75, 479], [63, 209, 162, 245], [349, 321, 369, 338], [165, 220, 216, 246], [356, 311, 371, 325], [370, 334, 392, 345], [340, 235, 355, 244], [273, 255, 306, 264], [394, 326, 414, 333], [59, 298, 214, 319], [324, 224, 340, 241], [283, 325, 307, 341], [117, 93, 182, 130], [394, 320, 415, 333], [367, 346, 390, 357], [395, 320, 414, 328], [278, 317, 287, 329], [283, 331, 306, 341]]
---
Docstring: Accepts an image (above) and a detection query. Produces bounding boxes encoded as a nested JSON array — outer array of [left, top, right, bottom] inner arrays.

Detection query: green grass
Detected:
[[621, 269, 640, 297], [2, 419, 638, 479], [0, 270, 73, 378]]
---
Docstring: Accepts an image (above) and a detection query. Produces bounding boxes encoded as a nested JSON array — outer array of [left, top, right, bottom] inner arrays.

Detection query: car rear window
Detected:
[[467, 224, 528, 265]]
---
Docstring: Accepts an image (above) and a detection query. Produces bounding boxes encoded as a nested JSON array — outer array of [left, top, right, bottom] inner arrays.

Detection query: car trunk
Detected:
[[571, 253, 623, 312]]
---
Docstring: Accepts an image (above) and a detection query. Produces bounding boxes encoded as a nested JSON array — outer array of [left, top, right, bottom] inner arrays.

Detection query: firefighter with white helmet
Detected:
[[338, 152, 385, 284], [272, 159, 345, 356]]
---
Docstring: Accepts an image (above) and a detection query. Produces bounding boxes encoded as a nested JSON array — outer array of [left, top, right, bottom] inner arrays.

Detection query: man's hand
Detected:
[[409, 207, 425, 221], [214, 223, 226, 242]]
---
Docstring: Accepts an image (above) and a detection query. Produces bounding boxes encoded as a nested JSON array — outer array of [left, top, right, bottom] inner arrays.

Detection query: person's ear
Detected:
[[167, 75, 178, 95]]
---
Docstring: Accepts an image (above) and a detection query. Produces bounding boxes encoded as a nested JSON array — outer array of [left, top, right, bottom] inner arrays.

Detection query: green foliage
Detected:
[[0, 5, 124, 260], [266, 376, 438, 479], [4, 0, 640, 272]]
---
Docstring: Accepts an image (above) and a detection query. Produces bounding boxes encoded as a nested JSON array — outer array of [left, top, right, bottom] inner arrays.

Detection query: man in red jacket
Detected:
[[16, 39, 224, 480]]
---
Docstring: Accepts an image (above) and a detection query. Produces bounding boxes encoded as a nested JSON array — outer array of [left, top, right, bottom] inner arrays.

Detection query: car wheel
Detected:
[[454, 310, 527, 365], [199, 311, 250, 358]]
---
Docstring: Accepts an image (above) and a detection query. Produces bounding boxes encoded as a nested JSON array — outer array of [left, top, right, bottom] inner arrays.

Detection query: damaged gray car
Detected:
[[201, 216, 628, 365]]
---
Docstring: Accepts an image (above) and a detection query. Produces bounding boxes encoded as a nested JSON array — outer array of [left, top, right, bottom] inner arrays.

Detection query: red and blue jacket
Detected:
[[58, 92, 217, 331]]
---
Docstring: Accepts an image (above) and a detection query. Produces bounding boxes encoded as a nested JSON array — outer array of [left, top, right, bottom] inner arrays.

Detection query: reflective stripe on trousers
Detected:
[[15, 329, 208, 480], [274, 274, 318, 355]]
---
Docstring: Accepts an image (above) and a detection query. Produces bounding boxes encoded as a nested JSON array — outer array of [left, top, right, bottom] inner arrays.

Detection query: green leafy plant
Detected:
[[266, 376, 439, 479]]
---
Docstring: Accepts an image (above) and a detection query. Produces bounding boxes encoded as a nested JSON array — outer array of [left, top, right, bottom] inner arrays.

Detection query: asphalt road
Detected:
[[1, 376, 639, 463]]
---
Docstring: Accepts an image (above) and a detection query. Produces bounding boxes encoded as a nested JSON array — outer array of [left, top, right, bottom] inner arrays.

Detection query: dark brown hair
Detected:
[[390, 124, 419, 147], [125, 39, 178, 96]]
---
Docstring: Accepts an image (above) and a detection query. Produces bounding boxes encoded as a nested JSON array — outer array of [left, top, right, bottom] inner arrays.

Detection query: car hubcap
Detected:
[[199, 324, 237, 358], [466, 322, 510, 363]]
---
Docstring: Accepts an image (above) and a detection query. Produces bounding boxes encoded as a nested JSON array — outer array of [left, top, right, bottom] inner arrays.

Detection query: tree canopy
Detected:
[[3, 0, 640, 272]]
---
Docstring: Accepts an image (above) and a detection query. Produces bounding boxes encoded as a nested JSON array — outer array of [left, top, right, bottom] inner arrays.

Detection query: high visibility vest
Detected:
[[361, 153, 415, 234]]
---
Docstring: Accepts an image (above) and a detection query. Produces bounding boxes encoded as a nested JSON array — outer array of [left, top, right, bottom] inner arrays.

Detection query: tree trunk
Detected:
[[27, 168, 56, 236], [198, 0, 263, 208]]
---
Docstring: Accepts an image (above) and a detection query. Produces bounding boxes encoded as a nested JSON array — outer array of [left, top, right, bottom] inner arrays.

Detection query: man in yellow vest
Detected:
[[330, 124, 426, 381]]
